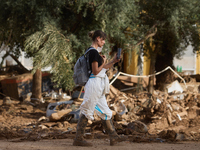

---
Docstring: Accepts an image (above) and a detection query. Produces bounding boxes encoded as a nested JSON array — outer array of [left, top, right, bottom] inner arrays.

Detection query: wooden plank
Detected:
[[117, 75, 156, 87]]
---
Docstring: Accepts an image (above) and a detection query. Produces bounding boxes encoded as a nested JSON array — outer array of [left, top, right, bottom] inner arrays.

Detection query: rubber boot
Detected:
[[73, 114, 93, 146], [102, 119, 127, 146]]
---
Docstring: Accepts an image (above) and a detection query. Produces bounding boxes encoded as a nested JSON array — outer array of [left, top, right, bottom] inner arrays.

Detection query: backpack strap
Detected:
[[84, 47, 95, 77], [84, 47, 95, 55]]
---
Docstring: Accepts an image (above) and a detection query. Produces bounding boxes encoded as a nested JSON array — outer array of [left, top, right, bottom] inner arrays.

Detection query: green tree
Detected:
[[138, 0, 200, 91], [3, 0, 192, 96], [23, 0, 144, 90], [0, 0, 71, 99], [0, 0, 144, 96]]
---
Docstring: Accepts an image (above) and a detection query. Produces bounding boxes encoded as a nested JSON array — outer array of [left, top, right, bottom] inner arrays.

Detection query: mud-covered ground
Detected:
[[0, 139, 200, 150], [0, 91, 200, 150]]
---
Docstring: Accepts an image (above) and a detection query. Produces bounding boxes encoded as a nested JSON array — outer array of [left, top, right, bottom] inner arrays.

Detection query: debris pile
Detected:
[[0, 75, 200, 143]]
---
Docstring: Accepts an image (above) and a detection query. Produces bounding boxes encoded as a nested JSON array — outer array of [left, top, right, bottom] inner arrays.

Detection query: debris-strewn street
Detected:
[[1, 1, 200, 149], [0, 73, 200, 148]]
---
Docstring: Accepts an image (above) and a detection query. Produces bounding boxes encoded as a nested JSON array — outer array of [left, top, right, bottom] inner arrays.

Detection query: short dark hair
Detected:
[[88, 30, 107, 41]]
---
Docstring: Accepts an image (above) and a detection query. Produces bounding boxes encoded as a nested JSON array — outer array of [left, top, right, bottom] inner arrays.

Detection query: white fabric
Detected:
[[97, 46, 103, 52], [95, 68, 110, 94], [80, 68, 112, 121]]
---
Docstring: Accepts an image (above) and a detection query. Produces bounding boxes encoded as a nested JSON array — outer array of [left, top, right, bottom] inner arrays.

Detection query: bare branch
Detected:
[[133, 24, 158, 49], [9, 54, 30, 73]]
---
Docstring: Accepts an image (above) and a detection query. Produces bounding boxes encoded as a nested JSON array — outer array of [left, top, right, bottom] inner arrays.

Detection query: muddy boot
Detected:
[[102, 119, 127, 146], [73, 114, 93, 147]]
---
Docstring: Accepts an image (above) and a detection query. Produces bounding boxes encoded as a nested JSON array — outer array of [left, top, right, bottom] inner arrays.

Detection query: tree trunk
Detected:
[[155, 49, 175, 91], [31, 69, 42, 99], [148, 53, 156, 94]]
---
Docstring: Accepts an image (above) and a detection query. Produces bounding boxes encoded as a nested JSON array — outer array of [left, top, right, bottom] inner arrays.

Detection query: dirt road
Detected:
[[0, 139, 200, 150]]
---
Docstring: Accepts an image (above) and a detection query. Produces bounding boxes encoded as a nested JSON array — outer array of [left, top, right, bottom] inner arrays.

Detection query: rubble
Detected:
[[3, 96, 12, 105], [0, 73, 200, 143], [167, 80, 184, 93], [49, 109, 72, 122], [127, 121, 148, 133]]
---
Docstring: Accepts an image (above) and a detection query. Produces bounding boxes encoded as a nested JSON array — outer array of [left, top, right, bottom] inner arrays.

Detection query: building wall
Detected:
[[124, 43, 197, 76], [124, 50, 138, 75], [196, 54, 200, 74], [173, 45, 196, 75]]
